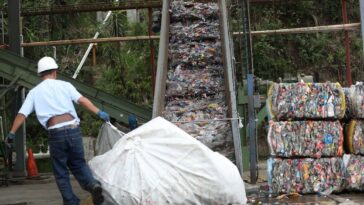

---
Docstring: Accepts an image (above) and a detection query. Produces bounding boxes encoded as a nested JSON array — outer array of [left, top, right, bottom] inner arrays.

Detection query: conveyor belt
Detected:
[[152, 0, 243, 174]]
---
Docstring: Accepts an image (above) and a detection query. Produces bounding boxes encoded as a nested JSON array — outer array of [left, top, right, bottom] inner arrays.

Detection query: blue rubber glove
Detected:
[[5, 132, 15, 148], [128, 115, 138, 131], [97, 110, 110, 122]]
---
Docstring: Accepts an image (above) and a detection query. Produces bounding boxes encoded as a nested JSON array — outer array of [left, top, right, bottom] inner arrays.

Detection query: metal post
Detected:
[[239, 0, 257, 184], [8, 0, 21, 54], [8, 0, 26, 177], [92, 44, 97, 66], [1, 11, 4, 44], [360, 0, 364, 55], [342, 0, 352, 86], [53, 46, 57, 59], [148, 8, 156, 95]]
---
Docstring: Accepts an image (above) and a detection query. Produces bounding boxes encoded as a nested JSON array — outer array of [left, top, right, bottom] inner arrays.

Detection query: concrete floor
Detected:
[[1, 174, 364, 205], [0, 174, 91, 205]]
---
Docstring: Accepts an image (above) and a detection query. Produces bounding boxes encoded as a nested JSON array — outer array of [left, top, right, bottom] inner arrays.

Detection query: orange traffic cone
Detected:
[[27, 148, 39, 178]]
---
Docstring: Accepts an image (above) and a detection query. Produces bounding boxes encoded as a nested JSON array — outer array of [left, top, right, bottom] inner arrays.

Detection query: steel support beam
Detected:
[[342, 0, 352, 86], [360, 0, 364, 56], [148, 8, 156, 96], [239, 0, 257, 184], [8, 0, 26, 177], [8, 0, 20, 54]]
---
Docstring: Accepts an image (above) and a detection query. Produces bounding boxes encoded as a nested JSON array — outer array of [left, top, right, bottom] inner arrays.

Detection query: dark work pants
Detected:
[[48, 126, 97, 205]]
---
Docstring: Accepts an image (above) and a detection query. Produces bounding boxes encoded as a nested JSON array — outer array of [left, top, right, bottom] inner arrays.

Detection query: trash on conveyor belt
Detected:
[[344, 120, 364, 155], [267, 157, 344, 195], [163, 0, 235, 160], [344, 82, 364, 119], [169, 41, 223, 66], [268, 120, 343, 158], [166, 70, 225, 96], [267, 82, 346, 120], [170, 21, 220, 42], [170, 0, 219, 22], [343, 154, 364, 191]]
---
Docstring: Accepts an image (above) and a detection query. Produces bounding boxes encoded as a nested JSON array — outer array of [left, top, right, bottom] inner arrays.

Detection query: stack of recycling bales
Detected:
[[267, 82, 346, 194], [162, 1, 235, 159], [343, 82, 364, 191]]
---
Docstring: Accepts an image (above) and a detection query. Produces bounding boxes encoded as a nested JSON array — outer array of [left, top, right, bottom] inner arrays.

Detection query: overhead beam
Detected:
[[21, 1, 162, 16], [0, 0, 305, 16], [20, 23, 360, 47], [234, 23, 360, 36], [21, 35, 160, 47]]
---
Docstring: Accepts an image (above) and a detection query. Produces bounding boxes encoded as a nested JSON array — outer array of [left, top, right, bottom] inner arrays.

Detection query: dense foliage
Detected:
[[232, 0, 362, 86]]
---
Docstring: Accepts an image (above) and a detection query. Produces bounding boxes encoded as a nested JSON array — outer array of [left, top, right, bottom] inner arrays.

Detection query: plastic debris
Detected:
[[163, 0, 235, 159], [170, 1, 219, 22], [170, 21, 220, 42], [267, 157, 344, 194], [268, 120, 343, 158], [268, 82, 346, 120], [344, 82, 364, 119], [344, 120, 364, 155], [343, 154, 364, 191]]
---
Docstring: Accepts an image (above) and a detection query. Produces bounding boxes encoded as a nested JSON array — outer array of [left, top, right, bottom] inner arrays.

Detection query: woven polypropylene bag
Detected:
[[89, 117, 247, 205]]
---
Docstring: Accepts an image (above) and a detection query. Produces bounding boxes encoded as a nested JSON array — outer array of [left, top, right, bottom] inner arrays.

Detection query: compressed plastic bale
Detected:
[[89, 117, 247, 205], [343, 154, 364, 191], [267, 157, 344, 194], [267, 82, 346, 120], [344, 120, 364, 155], [345, 82, 364, 119], [342, 87, 352, 119], [267, 120, 344, 158]]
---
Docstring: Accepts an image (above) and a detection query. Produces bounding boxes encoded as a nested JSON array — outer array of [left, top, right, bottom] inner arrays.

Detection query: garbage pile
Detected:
[[163, 0, 235, 159], [343, 154, 364, 191], [268, 157, 344, 194], [268, 82, 346, 120], [344, 82, 364, 119], [268, 120, 343, 158]]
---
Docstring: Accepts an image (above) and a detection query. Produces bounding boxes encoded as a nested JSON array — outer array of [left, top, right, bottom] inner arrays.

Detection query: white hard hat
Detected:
[[37, 56, 58, 74]]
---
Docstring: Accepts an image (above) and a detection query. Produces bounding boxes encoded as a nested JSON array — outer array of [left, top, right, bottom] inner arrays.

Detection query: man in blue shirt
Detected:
[[5, 56, 109, 205]]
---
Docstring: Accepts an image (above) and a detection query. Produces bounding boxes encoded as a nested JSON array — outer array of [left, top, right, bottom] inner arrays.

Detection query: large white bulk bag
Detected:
[[89, 117, 247, 205]]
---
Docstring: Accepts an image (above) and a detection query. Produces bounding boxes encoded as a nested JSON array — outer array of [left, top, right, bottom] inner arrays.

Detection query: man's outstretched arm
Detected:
[[78, 96, 110, 121], [10, 113, 26, 134]]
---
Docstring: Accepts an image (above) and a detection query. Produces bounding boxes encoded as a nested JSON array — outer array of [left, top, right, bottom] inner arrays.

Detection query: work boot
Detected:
[[88, 181, 104, 205]]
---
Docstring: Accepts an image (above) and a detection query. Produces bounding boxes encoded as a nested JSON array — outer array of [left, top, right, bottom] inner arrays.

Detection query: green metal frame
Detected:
[[0, 49, 152, 124], [237, 84, 267, 171]]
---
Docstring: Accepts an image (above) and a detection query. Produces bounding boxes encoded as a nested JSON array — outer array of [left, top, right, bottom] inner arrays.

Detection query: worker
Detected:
[[4, 56, 109, 205]]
